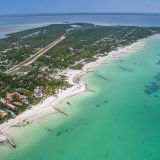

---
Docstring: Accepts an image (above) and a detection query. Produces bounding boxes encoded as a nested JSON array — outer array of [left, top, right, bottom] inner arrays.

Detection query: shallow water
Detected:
[[1, 35, 160, 160]]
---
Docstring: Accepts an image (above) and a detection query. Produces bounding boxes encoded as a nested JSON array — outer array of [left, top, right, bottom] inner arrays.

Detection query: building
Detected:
[[0, 92, 29, 111], [33, 86, 44, 98]]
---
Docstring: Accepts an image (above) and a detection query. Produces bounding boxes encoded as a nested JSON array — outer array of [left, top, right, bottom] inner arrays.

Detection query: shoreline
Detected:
[[0, 36, 149, 142]]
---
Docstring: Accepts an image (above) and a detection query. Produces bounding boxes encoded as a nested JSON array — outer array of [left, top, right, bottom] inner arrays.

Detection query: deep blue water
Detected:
[[1, 13, 160, 38]]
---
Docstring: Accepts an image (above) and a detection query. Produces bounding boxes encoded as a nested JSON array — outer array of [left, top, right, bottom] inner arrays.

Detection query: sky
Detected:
[[1, 0, 160, 15]]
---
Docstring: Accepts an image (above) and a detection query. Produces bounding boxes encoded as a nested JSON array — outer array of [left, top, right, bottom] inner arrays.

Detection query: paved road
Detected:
[[5, 35, 66, 74]]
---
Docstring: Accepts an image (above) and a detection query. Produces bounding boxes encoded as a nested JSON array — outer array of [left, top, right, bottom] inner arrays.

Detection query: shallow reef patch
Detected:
[[118, 66, 133, 72], [144, 73, 160, 95], [56, 127, 74, 137], [96, 100, 108, 108]]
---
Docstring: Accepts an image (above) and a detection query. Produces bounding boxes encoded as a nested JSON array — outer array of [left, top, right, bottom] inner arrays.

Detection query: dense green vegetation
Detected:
[[0, 24, 71, 71], [71, 63, 84, 70], [1, 23, 160, 123], [36, 25, 160, 69]]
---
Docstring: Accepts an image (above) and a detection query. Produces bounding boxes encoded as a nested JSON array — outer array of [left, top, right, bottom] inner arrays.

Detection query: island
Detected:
[[0, 23, 160, 125]]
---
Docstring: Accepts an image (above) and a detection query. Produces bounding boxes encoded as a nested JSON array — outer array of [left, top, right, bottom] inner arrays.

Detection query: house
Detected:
[[5, 103, 16, 110], [33, 86, 44, 98], [0, 92, 29, 111], [69, 47, 74, 52], [0, 97, 16, 110], [8, 92, 28, 104], [13, 102, 23, 106]]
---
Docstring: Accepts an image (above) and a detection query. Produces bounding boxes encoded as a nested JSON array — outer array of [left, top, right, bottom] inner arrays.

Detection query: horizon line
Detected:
[[1, 12, 160, 17]]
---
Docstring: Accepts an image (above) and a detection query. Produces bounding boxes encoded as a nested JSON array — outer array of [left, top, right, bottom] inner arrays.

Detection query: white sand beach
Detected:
[[0, 37, 147, 141]]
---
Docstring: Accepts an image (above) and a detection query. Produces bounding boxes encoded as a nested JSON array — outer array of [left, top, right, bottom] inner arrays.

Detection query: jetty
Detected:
[[96, 73, 109, 80], [85, 83, 96, 93], [50, 106, 69, 117], [0, 131, 16, 148]]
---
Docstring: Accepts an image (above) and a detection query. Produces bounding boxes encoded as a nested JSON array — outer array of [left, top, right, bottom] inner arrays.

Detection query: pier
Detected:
[[51, 106, 69, 117], [85, 83, 96, 93], [5, 133, 16, 148], [0, 131, 16, 148]]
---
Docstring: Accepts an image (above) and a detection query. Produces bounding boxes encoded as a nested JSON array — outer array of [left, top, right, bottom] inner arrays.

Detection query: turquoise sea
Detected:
[[1, 33, 160, 159]]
